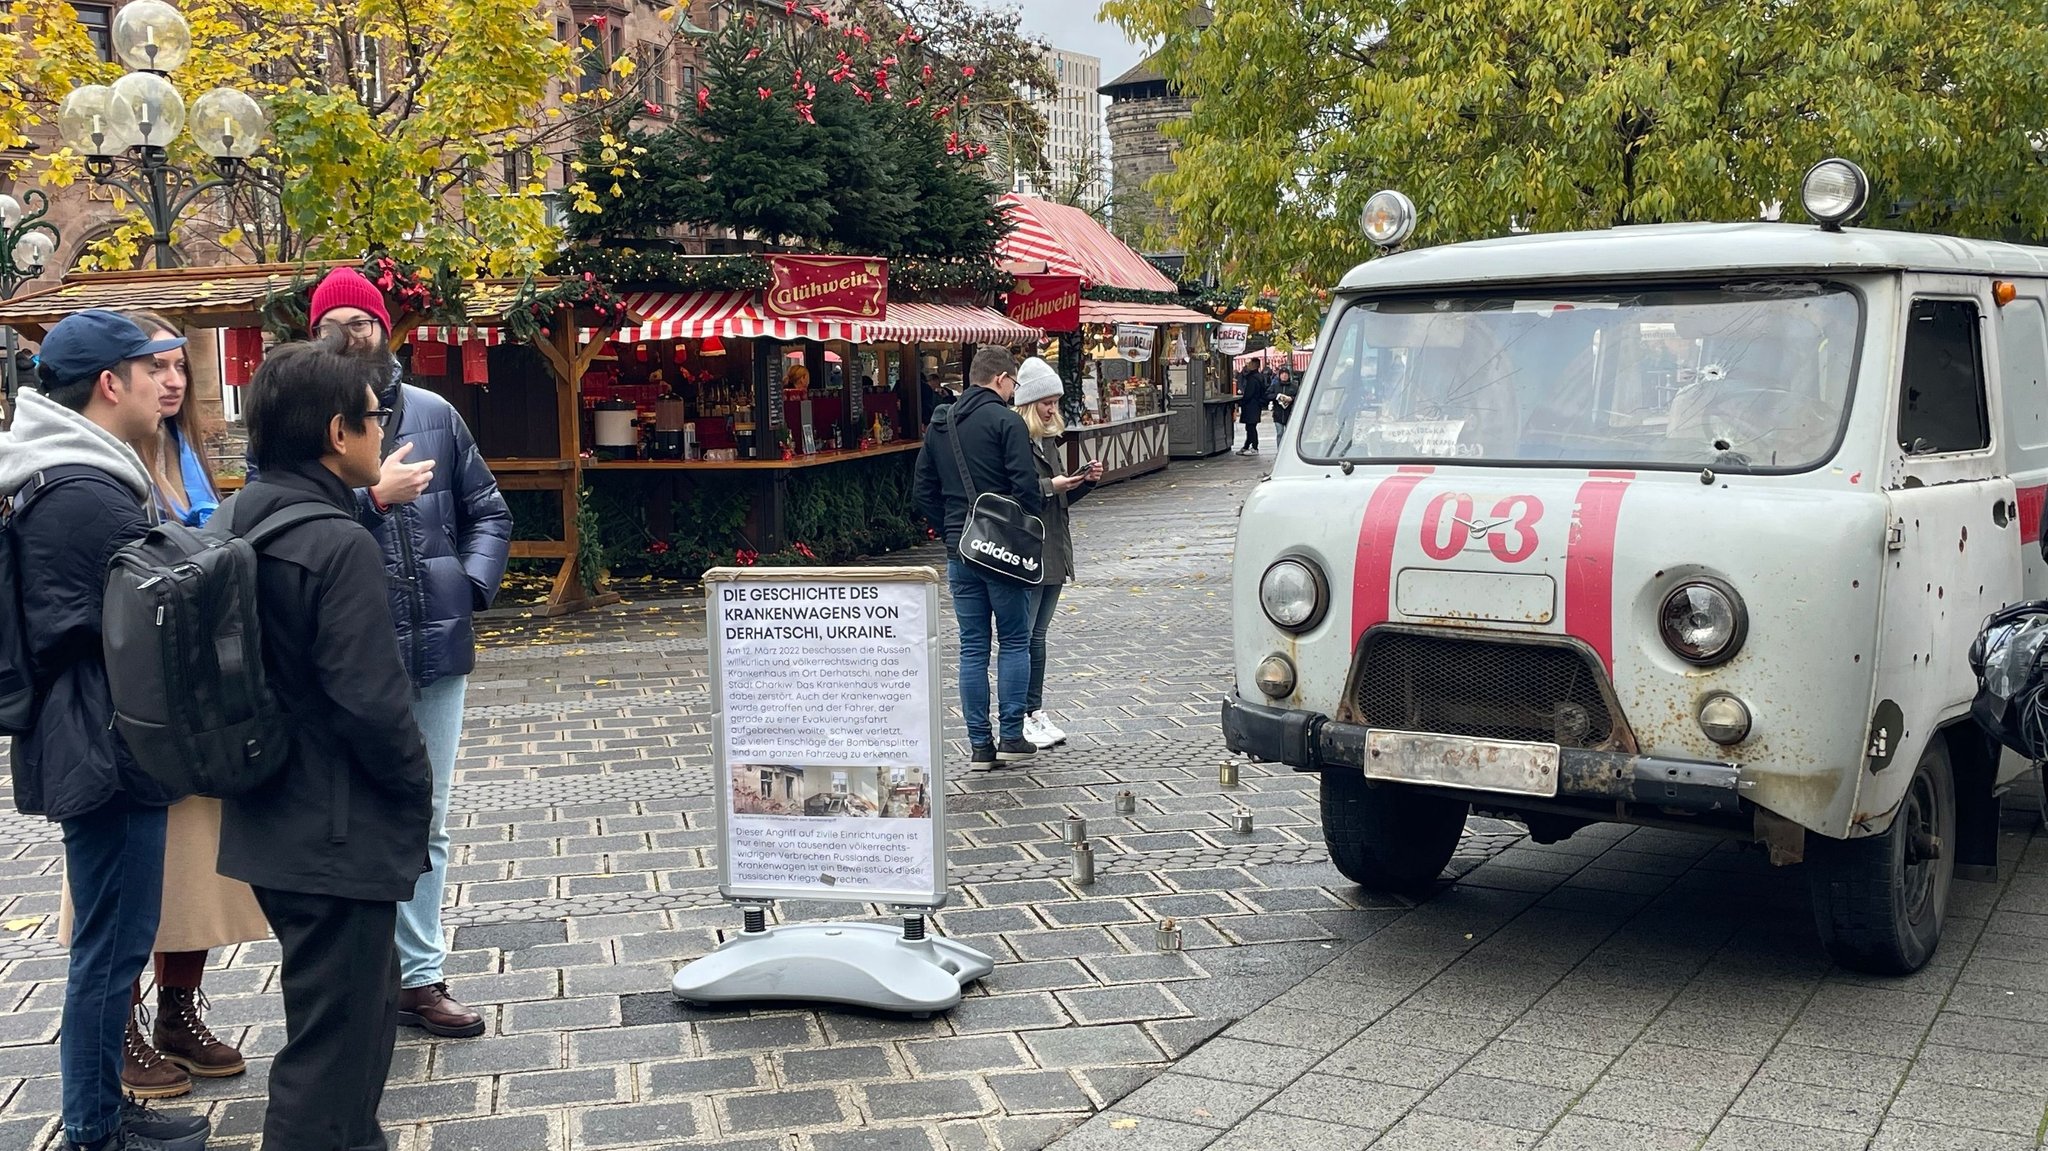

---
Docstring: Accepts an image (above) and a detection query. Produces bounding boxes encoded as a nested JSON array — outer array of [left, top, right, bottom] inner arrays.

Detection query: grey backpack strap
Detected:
[[238, 502, 352, 550]]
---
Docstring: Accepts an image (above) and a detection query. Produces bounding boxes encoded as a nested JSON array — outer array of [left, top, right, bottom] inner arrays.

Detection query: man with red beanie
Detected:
[[285, 266, 511, 1037]]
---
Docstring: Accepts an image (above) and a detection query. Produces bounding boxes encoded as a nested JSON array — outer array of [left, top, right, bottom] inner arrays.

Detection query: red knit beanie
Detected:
[[309, 266, 392, 331]]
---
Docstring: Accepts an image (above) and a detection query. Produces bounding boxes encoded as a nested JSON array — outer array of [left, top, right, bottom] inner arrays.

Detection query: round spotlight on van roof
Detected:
[[1801, 158, 1870, 231], [1360, 190, 1417, 249]]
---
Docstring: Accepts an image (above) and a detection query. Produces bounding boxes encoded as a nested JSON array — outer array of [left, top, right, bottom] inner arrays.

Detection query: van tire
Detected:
[[1807, 738, 1956, 975], [1320, 770, 1468, 893]]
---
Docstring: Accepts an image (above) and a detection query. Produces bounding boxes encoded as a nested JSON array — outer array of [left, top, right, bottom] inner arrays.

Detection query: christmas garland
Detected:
[[259, 252, 465, 338], [892, 256, 1013, 297], [545, 247, 772, 291], [500, 273, 633, 345], [1081, 283, 1246, 318]]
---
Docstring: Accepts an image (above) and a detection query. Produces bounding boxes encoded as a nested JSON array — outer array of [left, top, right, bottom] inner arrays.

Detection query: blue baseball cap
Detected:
[[36, 309, 187, 391]]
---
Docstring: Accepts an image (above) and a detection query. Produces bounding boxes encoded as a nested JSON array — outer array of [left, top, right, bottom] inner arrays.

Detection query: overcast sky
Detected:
[[1014, 0, 1149, 87]]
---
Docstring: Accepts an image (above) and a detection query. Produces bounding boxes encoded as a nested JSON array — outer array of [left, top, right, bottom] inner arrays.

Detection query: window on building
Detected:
[[680, 64, 696, 97], [1899, 298, 1991, 455], [76, 4, 113, 61], [573, 16, 615, 93], [502, 149, 535, 189], [638, 44, 668, 110]]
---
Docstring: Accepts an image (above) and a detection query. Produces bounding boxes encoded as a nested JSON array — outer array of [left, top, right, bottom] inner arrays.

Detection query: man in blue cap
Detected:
[[0, 310, 212, 1150]]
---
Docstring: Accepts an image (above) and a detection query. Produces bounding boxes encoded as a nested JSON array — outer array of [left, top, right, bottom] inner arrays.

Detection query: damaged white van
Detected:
[[1222, 161, 2048, 973]]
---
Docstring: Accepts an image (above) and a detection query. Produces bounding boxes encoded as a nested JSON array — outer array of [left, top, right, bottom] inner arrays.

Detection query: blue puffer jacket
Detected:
[[365, 377, 514, 688], [250, 370, 515, 689]]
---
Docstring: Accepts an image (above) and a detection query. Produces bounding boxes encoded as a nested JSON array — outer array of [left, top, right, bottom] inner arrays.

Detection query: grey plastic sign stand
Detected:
[[674, 567, 991, 1014]]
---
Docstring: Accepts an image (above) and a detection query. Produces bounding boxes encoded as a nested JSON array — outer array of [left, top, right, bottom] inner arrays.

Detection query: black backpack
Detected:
[[1969, 600, 2048, 760], [0, 466, 108, 735], [101, 493, 350, 797]]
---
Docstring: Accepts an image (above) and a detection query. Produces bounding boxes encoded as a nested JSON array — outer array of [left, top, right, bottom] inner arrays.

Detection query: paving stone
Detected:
[[1055, 984, 1187, 1026], [1022, 1024, 1166, 1069], [426, 1113, 553, 1151], [503, 995, 621, 1033], [1042, 1111, 1219, 1151], [576, 1100, 700, 1146], [1263, 1071, 1421, 1129], [1113, 1073, 1274, 1129], [1415, 1072, 1575, 1131], [779, 1044, 898, 1084], [719, 1087, 846, 1132], [378, 1079, 491, 1122], [985, 1070, 1094, 1115], [1870, 1117, 2043, 1151], [1082, 952, 1205, 985], [450, 920, 567, 951], [499, 1066, 628, 1110], [642, 1054, 761, 1098], [1535, 1116, 1700, 1151], [1369, 1113, 1539, 1151], [1886, 1078, 2048, 1136], [862, 1078, 989, 1121], [433, 1034, 561, 1077], [950, 993, 1073, 1035], [1699, 1116, 1871, 1151], [1461, 1040, 1612, 1093], [904, 1035, 1032, 1076], [1200, 1112, 1374, 1151], [569, 1022, 692, 1064], [812, 1129, 939, 1151], [1570, 1075, 1739, 1133], [1728, 1074, 1889, 1136], [696, 1013, 816, 1053]]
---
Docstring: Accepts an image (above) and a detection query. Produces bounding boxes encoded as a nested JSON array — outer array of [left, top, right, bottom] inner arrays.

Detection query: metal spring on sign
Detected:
[[902, 914, 927, 941], [740, 905, 767, 934]]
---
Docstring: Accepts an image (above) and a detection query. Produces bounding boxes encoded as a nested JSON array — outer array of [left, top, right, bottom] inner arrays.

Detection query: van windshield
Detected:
[[1296, 282, 1861, 471]]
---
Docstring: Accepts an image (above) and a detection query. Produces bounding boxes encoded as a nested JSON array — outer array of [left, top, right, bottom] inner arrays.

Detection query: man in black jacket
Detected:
[[913, 347, 1043, 768], [221, 339, 433, 1151], [297, 266, 510, 1037], [1236, 363, 1266, 453], [0, 311, 211, 1151]]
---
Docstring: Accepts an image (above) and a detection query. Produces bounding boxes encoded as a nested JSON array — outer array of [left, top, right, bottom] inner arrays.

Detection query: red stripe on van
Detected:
[[1566, 476, 1633, 674], [2020, 484, 2046, 545], [1352, 469, 1434, 643]]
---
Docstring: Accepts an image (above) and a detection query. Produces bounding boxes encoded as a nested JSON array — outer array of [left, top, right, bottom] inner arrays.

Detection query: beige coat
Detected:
[[60, 797, 271, 952]]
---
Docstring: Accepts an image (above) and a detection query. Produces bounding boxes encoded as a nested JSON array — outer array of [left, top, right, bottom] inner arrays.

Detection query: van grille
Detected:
[[1349, 628, 1618, 749]]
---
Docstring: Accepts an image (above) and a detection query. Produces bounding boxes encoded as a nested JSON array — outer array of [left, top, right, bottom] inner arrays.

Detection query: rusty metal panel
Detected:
[[1365, 730, 1560, 797]]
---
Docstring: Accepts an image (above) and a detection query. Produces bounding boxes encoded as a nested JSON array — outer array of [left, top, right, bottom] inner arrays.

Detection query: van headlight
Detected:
[[1659, 579, 1747, 666], [1259, 558, 1328, 633]]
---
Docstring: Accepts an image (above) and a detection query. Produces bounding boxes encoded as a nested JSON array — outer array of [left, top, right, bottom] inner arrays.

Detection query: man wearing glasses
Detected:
[[300, 267, 512, 1038], [221, 338, 434, 1151]]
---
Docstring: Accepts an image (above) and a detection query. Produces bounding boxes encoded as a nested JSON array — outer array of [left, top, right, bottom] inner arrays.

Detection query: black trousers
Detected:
[[253, 888, 400, 1151], [1241, 418, 1260, 449]]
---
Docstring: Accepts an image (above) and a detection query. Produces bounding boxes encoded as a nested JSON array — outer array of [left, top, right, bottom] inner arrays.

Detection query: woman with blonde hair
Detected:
[[56, 310, 259, 1099], [1011, 357, 1101, 749]]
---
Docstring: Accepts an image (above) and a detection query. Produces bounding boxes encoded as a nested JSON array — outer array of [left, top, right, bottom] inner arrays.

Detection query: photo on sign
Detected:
[[731, 763, 931, 819]]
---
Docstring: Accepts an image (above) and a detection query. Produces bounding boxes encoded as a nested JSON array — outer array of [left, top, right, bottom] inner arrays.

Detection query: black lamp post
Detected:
[[0, 189, 60, 414], [56, 0, 265, 269]]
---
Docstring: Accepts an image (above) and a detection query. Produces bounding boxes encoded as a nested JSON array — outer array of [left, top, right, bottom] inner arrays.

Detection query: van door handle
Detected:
[[1996, 499, 2014, 527]]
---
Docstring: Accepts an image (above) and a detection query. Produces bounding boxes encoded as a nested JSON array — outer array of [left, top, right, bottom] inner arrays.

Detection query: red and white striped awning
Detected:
[[1077, 300, 1218, 327], [994, 194, 1178, 292], [616, 291, 753, 341], [861, 302, 1041, 343], [618, 290, 862, 343]]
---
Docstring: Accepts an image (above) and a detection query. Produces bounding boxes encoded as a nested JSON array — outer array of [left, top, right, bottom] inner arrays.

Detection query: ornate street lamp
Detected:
[[0, 190, 62, 412], [55, 0, 266, 269]]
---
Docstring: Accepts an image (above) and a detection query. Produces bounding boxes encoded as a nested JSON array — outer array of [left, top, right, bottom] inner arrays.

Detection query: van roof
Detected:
[[1335, 222, 2048, 294]]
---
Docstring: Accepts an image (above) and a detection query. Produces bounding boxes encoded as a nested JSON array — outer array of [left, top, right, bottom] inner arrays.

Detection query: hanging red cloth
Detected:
[[461, 340, 490, 385], [221, 328, 265, 386], [412, 339, 449, 376]]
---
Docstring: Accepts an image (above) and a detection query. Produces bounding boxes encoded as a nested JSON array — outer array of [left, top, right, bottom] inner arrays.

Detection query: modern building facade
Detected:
[[1012, 47, 1104, 213]]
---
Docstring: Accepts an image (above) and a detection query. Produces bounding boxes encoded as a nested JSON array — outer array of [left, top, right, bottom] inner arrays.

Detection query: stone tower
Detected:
[[1098, 7, 1209, 260]]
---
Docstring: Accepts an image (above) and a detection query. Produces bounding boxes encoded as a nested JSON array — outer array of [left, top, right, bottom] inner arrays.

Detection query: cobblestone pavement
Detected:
[[5, 426, 2048, 1151]]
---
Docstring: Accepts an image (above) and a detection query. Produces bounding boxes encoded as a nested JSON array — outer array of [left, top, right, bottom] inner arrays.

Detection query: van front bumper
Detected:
[[1220, 694, 1745, 814]]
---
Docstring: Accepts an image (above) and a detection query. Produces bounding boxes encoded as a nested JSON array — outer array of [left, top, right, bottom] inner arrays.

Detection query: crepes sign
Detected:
[[1006, 274, 1083, 332], [766, 255, 889, 320]]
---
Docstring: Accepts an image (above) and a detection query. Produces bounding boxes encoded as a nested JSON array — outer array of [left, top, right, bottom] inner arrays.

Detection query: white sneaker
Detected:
[[1031, 711, 1068, 747], [1023, 712, 1058, 750]]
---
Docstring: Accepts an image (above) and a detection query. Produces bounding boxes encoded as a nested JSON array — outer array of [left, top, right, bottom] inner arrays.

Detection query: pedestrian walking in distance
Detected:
[[1236, 361, 1266, 453], [1270, 367, 1300, 439], [914, 346, 1045, 769], [1, 310, 211, 1150], [1012, 357, 1101, 750], [222, 337, 435, 1151], [291, 266, 512, 1038]]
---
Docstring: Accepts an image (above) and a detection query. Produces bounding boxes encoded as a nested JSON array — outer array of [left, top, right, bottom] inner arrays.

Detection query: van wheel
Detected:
[[1320, 769, 1468, 893], [1807, 738, 1956, 975]]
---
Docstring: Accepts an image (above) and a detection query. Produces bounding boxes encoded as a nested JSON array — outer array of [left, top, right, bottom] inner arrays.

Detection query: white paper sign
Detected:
[[1217, 323, 1249, 356], [714, 575, 941, 903], [1115, 324, 1155, 362]]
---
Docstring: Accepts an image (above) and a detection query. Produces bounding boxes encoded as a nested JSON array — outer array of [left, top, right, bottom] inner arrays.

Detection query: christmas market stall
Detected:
[[994, 194, 1224, 475], [465, 250, 1040, 583]]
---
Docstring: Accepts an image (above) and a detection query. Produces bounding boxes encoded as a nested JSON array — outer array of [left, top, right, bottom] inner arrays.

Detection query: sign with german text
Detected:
[[1006, 274, 1083, 333], [709, 568, 945, 907], [1115, 324, 1156, 362], [1216, 323, 1249, 357], [766, 255, 889, 320]]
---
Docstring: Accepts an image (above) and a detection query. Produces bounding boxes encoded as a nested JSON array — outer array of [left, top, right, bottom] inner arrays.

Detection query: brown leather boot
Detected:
[[121, 1006, 192, 1099], [397, 981, 485, 1038], [153, 986, 246, 1078]]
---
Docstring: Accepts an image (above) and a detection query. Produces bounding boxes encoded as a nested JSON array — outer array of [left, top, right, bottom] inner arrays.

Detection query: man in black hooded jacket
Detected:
[[913, 346, 1043, 769], [221, 338, 432, 1151]]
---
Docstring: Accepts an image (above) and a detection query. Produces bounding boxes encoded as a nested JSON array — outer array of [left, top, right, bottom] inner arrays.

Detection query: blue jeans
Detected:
[[396, 674, 465, 988], [1026, 583, 1063, 714], [948, 558, 1033, 746], [61, 800, 167, 1145]]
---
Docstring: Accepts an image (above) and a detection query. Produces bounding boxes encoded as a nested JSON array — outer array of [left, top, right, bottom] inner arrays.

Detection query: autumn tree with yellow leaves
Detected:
[[8, 0, 638, 274]]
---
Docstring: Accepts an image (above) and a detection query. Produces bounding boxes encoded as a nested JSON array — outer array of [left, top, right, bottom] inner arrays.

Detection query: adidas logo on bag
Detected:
[[969, 537, 1039, 571]]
